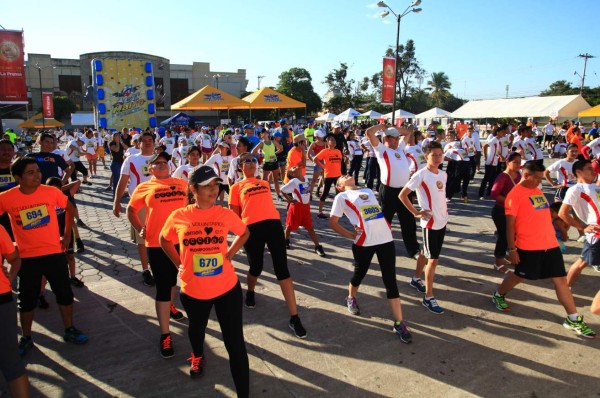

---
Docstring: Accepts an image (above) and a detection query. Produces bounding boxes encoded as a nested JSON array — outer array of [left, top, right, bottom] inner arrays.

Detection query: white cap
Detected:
[[314, 129, 325, 138], [132, 134, 141, 141]]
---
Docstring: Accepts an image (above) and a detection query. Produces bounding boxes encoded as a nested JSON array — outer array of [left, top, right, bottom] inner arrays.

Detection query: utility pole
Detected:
[[505, 84, 509, 99], [257, 75, 265, 90], [578, 53, 595, 95]]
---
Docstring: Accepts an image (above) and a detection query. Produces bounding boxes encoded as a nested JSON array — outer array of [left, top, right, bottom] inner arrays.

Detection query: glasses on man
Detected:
[[151, 161, 169, 166], [241, 158, 258, 164]]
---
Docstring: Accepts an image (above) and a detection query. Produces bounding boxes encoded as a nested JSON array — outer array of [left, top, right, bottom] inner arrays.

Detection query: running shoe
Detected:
[[38, 293, 49, 309], [188, 353, 205, 378], [315, 245, 326, 257], [409, 278, 426, 293], [83, 181, 93, 186], [245, 291, 255, 308], [317, 212, 328, 219], [160, 334, 174, 358], [289, 315, 307, 338], [492, 292, 510, 312], [346, 296, 360, 315], [462, 196, 469, 204], [422, 297, 444, 314], [285, 239, 291, 249], [75, 238, 85, 253], [592, 265, 600, 272], [393, 320, 412, 344], [479, 196, 485, 200], [18, 336, 34, 357], [170, 304, 184, 321], [63, 326, 89, 344], [104, 186, 112, 191], [142, 270, 155, 286], [563, 316, 597, 339], [277, 195, 284, 202], [70, 276, 85, 288]]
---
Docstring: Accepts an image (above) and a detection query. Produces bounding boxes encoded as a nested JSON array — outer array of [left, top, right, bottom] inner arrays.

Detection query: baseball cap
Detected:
[[293, 133, 306, 143], [218, 141, 230, 149], [243, 124, 253, 129], [279, 119, 287, 124], [332, 122, 341, 128], [314, 129, 325, 138], [178, 137, 187, 143], [148, 151, 171, 164], [383, 127, 400, 137], [189, 165, 222, 186], [132, 134, 141, 141]]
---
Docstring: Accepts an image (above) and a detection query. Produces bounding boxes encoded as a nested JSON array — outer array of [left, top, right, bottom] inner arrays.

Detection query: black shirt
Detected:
[[0, 166, 15, 240], [26, 151, 68, 183], [109, 142, 125, 164]]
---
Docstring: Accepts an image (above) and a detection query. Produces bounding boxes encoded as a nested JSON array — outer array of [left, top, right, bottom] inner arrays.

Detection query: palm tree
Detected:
[[426, 72, 452, 108]]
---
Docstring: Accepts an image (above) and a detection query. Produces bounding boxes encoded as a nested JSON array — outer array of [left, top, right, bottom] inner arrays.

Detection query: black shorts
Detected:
[[514, 247, 566, 280], [147, 246, 178, 302], [218, 183, 229, 196], [554, 186, 568, 202], [581, 240, 600, 267], [423, 227, 446, 260], [263, 161, 279, 172], [18, 253, 74, 312]]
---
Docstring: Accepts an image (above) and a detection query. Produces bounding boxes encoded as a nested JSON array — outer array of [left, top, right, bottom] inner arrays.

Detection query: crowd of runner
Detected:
[[1, 117, 600, 397]]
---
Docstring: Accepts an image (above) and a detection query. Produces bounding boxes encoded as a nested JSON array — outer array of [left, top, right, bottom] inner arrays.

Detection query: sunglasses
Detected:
[[241, 158, 258, 164]]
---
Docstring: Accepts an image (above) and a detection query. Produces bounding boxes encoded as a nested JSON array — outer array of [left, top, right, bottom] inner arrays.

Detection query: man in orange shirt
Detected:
[[491, 161, 596, 338], [0, 157, 88, 357], [284, 134, 307, 184]]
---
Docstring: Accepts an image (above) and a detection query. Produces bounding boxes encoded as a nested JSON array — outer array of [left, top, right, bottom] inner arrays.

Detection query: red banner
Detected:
[[381, 57, 396, 105], [0, 30, 27, 104], [42, 92, 54, 118]]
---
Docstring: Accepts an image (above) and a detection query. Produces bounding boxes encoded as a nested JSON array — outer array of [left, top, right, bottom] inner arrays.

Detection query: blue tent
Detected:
[[160, 112, 198, 126]]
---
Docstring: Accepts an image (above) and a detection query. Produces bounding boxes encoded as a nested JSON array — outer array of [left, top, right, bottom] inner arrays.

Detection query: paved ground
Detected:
[[1, 158, 600, 398]]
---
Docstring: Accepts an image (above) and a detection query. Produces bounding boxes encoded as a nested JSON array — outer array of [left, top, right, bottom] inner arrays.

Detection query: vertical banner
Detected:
[[381, 57, 396, 105], [395, 118, 404, 127], [42, 92, 54, 118], [0, 30, 28, 104]]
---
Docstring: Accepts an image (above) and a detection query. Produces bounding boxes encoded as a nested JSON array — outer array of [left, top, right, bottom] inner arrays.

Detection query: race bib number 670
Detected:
[[19, 205, 50, 230], [192, 253, 224, 277]]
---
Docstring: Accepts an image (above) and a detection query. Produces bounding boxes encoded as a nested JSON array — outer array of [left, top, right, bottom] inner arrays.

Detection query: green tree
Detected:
[[540, 80, 578, 96], [53, 96, 77, 120], [277, 68, 322, 114], [322, 63, 357, 113], [426, 72, 452, 108]]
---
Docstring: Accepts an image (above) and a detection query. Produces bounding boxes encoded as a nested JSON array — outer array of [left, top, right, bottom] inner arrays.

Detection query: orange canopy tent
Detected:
[[18, 113, 64, 129], [231, 87, 306, 119], [171, 85, 248, 111]]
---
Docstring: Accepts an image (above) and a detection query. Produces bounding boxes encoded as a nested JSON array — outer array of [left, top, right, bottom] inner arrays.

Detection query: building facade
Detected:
[[24, 51, 248, 120]]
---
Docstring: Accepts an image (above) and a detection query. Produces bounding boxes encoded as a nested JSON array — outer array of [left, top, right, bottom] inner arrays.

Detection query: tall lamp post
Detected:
[[27, 63, 55, 129], [378, 0, 422, 126]]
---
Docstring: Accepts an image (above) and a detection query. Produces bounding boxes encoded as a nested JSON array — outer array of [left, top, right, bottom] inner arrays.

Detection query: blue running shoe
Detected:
[[422, 297, 444, 314]]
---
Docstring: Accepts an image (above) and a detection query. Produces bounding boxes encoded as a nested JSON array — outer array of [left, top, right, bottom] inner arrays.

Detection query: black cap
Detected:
[[189, 165, 222, 186], [148, 151, 171, 164]]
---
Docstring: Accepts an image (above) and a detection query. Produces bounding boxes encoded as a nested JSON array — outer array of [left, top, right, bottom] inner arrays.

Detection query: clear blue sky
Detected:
[[4, 0, 599, 102]]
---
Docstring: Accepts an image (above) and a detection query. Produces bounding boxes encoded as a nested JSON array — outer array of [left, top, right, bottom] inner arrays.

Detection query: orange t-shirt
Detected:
[[229, 178, 280, 225], [0, 185, 67, 258], [161, 205, 246, 300], [284, 147, 306, 184], [314, 148, 343, 178], [505, 184, 558, 250], [0, 225, 16, 295], [129, 177, 189, 247]]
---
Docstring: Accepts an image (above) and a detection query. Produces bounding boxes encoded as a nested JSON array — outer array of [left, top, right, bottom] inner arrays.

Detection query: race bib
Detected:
[[19, 205, 50, 230], [360, 205, 383, 221], [529, 195, 549, 210], [467, 148, 475, 156], [418, 154, 426, 164], [595, 191, 600, 203], [141, 163, 150, 177], [0, 174, 16, 188], [220, 161, 229, 173], [192, 253, 224, 277]]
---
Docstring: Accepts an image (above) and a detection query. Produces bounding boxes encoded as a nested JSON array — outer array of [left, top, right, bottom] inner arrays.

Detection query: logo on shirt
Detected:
[[394, 153, 401, 159], [529, 194, 549, 210], [359, 194, 369, 200], [436, 181, 443, 190]]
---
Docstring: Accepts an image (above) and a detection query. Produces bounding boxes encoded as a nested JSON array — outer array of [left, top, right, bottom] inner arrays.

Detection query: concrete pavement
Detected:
[[1, 161, 599, 397]]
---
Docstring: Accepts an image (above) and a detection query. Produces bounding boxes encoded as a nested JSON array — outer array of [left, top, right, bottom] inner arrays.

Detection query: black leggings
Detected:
[[320, 177, 338, 202], [244, 219, 290, 280], [147, 247, 178, 302], [349, 155, 363, 183], [491, 205, 507, 259], [379, 185, 419, 257], [351, 241, 399, 299], [71, 161, 89, 181], [479, 164, 499, 197], [180, 283, 249, 398]]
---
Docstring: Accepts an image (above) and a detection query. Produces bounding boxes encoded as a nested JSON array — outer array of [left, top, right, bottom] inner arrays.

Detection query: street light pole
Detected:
[[37, 65, 44, 129], [378, 0, 422, 126]]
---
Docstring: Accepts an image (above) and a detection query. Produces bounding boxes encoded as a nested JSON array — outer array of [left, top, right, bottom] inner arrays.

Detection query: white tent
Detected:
[[415, 107, 452, 119], [334, 108, 361, 121], [451, 95, 591, 119], [360, 110, 383, 119], [315, 112, 337, 122], [382, 109, 416, 119]]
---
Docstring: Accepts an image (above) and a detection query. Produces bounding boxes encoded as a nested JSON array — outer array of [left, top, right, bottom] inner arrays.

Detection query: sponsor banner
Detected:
[[42, 92, 54, 118], [0, 30, 27, 104], [381, 57, 395, 105], [395, 118, 404, 127]]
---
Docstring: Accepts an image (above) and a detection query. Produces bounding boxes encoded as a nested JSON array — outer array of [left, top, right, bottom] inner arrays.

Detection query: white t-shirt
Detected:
[[405, 167, 448, 230], [330, 188, 392, 247], [66, 140, 82, 162], [444, 141, 469, 161], [373, 141, 410, 188], [361, 137, 375, 158], [120, 154, 153, 195], [499, 136, 510, 158], [544, 123, 555, 135], [125, 147, 141, 158], [204, 154, 232, 181], [173, 164, 195, 182], [196, 133, 213, 150], [172, 146, 188, 168], [563, 183, 600, 243], [405, 145, 427, 174], [547, 158, 578, 187], [485, 136, 501, 166], [587, 137, 600, 159], [160, 136, 176, 155], [472, 132, 482, 152], [281, 178, 310, 204], [227, 156, 259, 184], [553, 143, 568, 156], [525, 137, 544, 160], [513, 138, 533, 161], [81, 136, 97, 155], [347, 140, 363, 159]]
